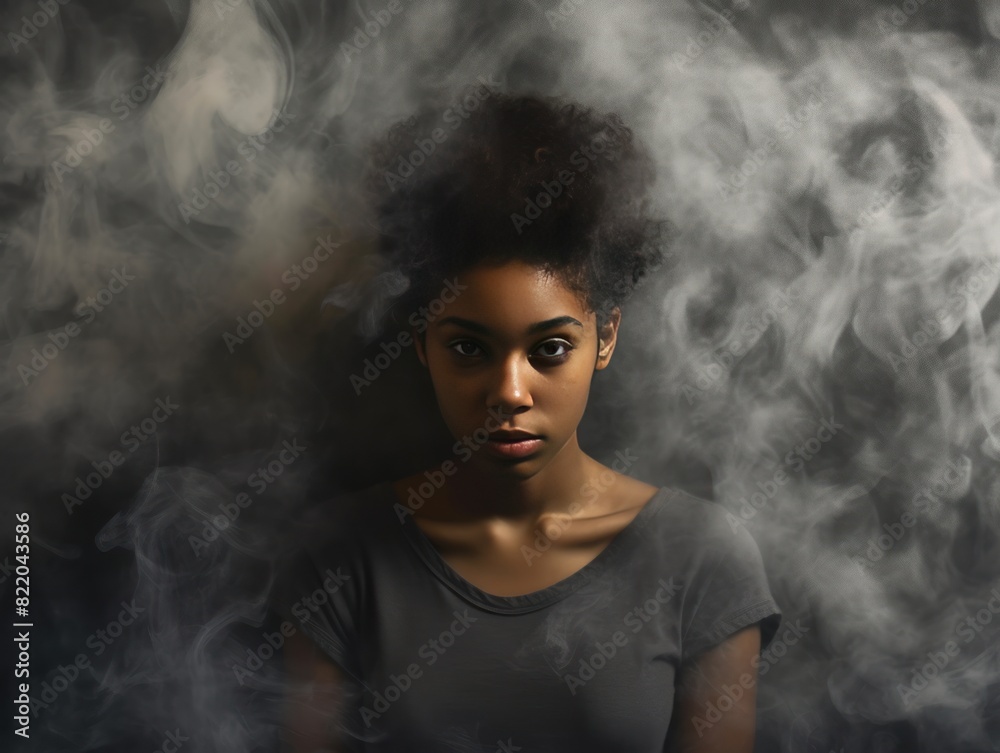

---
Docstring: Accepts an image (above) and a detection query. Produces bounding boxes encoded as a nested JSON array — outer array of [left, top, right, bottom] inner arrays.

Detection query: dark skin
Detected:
[[282, 259, 761, 752]]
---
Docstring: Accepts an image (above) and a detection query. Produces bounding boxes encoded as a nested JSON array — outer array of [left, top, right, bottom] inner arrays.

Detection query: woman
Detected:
[[274, 87, 782, 752]]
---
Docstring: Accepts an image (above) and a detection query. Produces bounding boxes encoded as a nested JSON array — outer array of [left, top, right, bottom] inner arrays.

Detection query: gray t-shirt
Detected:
[[271, 481, 782, 752]]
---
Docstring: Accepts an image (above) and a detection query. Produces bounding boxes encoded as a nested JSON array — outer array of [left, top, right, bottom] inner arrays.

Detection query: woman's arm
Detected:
[[664, 624, 762, 753], [281, 628, 348, 753]]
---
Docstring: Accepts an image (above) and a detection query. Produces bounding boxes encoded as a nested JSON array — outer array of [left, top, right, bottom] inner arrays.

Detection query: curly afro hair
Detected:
[[364, 85, 673, 334]]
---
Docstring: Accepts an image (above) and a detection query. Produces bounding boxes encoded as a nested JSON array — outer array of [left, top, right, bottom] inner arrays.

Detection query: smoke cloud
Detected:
[[3, 0, 1000, 751]]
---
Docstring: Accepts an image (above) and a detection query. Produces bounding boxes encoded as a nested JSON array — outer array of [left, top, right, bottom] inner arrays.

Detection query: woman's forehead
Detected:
[[449, 262, 590, 313]]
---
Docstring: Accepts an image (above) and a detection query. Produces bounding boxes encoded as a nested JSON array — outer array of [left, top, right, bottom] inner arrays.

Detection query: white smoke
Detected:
[[3, 0, 1000, 751]]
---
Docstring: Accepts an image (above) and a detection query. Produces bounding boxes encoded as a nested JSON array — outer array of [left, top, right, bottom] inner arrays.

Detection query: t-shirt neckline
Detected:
[[383, 481, 674, 615]]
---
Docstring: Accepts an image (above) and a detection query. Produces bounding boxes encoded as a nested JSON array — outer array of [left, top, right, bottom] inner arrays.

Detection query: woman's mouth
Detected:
[[484, 435, 544, 459]]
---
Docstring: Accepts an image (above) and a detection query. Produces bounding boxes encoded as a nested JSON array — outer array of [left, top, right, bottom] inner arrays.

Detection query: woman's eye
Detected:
[[534, 339, 572, 359], [448, 339, 573, 361], [450, 341, 483, 357]]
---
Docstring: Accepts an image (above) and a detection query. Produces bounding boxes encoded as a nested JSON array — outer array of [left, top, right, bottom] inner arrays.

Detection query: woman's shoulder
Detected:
[[648, 485, 756, 548]]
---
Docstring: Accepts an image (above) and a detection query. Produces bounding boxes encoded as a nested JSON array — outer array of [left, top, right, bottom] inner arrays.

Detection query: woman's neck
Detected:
[[415, 433, 608, 524]]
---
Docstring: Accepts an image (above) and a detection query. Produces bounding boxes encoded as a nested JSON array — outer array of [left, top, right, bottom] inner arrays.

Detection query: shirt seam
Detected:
[[682, 599, 782, 661]]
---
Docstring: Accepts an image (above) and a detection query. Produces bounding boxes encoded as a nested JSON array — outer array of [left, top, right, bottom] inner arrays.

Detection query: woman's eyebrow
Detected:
[[437, 315, 584, 334]]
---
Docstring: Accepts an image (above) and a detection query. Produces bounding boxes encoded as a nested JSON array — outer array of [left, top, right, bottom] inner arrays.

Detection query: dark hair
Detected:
[[364, 86, 673, 333]]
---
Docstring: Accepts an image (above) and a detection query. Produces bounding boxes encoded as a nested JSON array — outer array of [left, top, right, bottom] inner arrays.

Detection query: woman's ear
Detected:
[[595, 308, 621, 370]]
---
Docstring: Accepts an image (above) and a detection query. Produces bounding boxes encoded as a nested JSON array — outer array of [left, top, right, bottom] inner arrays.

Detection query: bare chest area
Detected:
[[408, 485, 659, 597]]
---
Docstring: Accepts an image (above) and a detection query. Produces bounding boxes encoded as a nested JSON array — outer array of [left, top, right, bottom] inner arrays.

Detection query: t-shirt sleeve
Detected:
[[270, 507, 363, 680], [680, 506, 782, 663]]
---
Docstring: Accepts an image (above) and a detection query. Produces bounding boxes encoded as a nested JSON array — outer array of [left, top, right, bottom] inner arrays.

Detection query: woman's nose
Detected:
[[486, 354, 533, 414]]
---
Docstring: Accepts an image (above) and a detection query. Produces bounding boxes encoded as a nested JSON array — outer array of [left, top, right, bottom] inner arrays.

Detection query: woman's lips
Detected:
[[484, 436, 543, 459]]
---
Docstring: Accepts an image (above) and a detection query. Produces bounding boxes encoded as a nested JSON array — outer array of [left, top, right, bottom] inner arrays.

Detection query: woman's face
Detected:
[[413, 259, 620, 479]]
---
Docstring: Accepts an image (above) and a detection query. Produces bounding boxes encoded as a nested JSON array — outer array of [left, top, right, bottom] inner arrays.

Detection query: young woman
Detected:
[[274, 88, 781, 752]]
